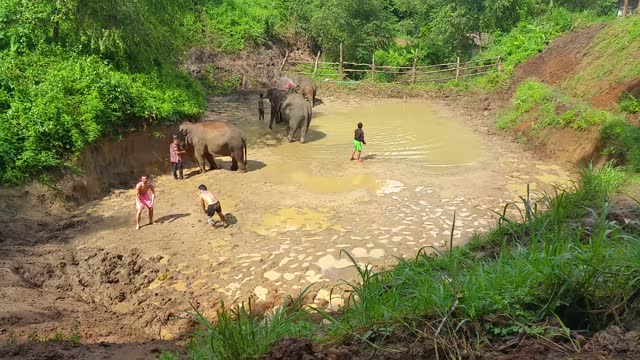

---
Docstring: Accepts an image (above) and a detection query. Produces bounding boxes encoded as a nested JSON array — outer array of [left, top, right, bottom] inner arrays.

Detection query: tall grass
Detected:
[[180, 163, 639, 358], [185, 293, 316, 360], [497, 80, 624, 131]]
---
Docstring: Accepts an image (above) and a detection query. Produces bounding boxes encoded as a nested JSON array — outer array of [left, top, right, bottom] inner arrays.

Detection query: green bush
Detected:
[[619, 92, 640, 114], [497, 80, 555, 129], [203, 0, 290, 53], [0, 49, 205, 184], [601, 119, 640, 171]]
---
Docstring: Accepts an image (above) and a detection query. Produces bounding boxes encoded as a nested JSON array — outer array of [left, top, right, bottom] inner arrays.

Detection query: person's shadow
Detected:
[[155, 213, 190, 224], [361, 154, 377, 160]]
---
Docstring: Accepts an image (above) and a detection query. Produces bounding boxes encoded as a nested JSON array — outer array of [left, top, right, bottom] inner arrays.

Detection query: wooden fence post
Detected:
[[371, 53, 376, 81], [411, 49, 418, 84], [623, 0, 629, 18], [279, 49, 289, 74], [312, 51, 320, 76], [497, 56, 504, 72], [339, 43, 344, 80], [455, 57, 461, 80]]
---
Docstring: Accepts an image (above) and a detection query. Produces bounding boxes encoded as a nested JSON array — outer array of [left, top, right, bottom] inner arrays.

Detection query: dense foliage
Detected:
[[0, 0, 206, 184]]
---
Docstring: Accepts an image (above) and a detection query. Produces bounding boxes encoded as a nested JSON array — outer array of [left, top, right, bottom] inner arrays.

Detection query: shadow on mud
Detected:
[[155, 213, 190, 224], [0, 338, 180, 360]]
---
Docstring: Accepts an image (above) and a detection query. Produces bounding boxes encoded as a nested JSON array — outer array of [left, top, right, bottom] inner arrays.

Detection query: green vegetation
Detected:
[[186, 297, 316, 359], [174, 162, 639, 358], [202, 0, 291, 53], [475, 8, 612, 89], [564, 15, 640, 98], [601, 119, 640, 171], [497, 80, 624, 130], [619, 92, 640, 114], [0, 0, 207, 184]]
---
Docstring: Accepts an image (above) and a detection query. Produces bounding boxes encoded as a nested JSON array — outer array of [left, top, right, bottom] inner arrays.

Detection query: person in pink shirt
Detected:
[[170, 135, 185, 180], [135, 175, 155, 230]]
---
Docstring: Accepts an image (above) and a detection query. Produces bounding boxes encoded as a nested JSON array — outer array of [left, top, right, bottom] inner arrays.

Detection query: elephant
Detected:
[[265, 88, 288, 129], [178, 121, 247, 173], [296, 76, 317, 106], [279, 93, 313, 143], [275, 76, 297, 92]]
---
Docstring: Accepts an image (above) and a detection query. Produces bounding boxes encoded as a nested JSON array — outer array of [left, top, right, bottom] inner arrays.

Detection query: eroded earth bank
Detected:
[[0, 91, 575, 359]]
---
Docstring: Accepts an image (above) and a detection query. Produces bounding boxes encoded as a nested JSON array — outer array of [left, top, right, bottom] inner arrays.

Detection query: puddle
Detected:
[[172, 281, 187, 292], [252, 101, 482, 194], [253, 208, 333, 235], [283, 171, 381, 194], [277, 101, 482, 165]]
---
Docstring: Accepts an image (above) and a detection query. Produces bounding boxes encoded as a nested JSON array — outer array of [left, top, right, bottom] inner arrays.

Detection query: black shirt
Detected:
[[354, 128, 365, 142]]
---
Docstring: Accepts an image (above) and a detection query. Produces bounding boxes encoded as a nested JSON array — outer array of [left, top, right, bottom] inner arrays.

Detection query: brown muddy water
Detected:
[[255, 101, 483, 194]]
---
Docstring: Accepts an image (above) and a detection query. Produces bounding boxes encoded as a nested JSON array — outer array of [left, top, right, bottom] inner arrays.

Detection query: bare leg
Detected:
[[217, 211, 229, 228], [148, 207, 154, 225], [208, 215, 216, 230], [136, 209, 143, 230], [350, 149, 356, 160], [357, 151, 363, 162]]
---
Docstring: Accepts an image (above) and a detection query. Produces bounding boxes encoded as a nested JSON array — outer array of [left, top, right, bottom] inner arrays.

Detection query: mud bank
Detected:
[[61, 125, 179, 204]]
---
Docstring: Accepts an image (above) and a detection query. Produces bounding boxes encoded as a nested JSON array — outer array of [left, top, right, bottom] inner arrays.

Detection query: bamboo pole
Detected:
[[312, 51, 320, 76], [279, 49, 289, 74], [411, 49, 418, 84], [339, 43, 344, 80], [455, 57, 461, 80], [371, 53, 376, 81]]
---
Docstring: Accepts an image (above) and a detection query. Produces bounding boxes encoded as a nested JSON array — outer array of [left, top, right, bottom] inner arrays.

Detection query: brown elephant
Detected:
[[296, 76, 317, 106], [179, 121, 247, 173]]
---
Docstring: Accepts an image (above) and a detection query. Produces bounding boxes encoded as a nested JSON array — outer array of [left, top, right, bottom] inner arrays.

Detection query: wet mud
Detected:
[[0, 93, 575, 358]]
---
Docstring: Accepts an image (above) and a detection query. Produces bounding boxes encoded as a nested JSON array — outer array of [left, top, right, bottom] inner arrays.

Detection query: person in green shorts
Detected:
[[351, 122, 366, 162]]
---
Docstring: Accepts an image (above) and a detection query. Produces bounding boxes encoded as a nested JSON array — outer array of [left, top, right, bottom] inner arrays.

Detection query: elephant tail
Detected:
[[243, 137, 247, 165]]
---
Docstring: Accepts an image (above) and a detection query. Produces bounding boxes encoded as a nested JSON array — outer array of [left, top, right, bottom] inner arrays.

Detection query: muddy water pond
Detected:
[[256, 101, 483, 193]]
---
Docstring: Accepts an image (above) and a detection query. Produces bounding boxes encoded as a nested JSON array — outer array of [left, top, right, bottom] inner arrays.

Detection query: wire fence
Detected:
[[281, 44, 502, 84]]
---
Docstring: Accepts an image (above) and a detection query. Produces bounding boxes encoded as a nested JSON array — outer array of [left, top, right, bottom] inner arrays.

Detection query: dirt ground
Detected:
[[0, 91, 578, 359]]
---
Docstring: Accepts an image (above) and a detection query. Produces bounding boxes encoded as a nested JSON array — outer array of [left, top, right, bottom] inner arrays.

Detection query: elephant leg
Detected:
[[205, 153, 218, 170], [237, 153, 247, 173], [300, 119, 309, 144], [195, 152, 206, 174], [269, 104, 277, 129], [287, 123, 296, 143], [230, 153, 238, 171]]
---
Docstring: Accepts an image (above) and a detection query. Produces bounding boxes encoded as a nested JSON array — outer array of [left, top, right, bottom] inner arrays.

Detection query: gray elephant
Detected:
[[296, 76, 317, 106], [179, 121, 247, 173], [279, 93, 313, 143], [265, 88, 288, 129]]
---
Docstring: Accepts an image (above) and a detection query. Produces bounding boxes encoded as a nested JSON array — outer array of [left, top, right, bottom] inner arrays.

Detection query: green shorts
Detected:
[[353, 140, 362, 152]]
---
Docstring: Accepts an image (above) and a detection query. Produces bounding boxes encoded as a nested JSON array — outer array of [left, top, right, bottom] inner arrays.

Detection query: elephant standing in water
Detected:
[[265, 88, 288, 129], [296, 76, 317, 106], [179, 121, 247, 173], [279, 93, 312, 143]]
